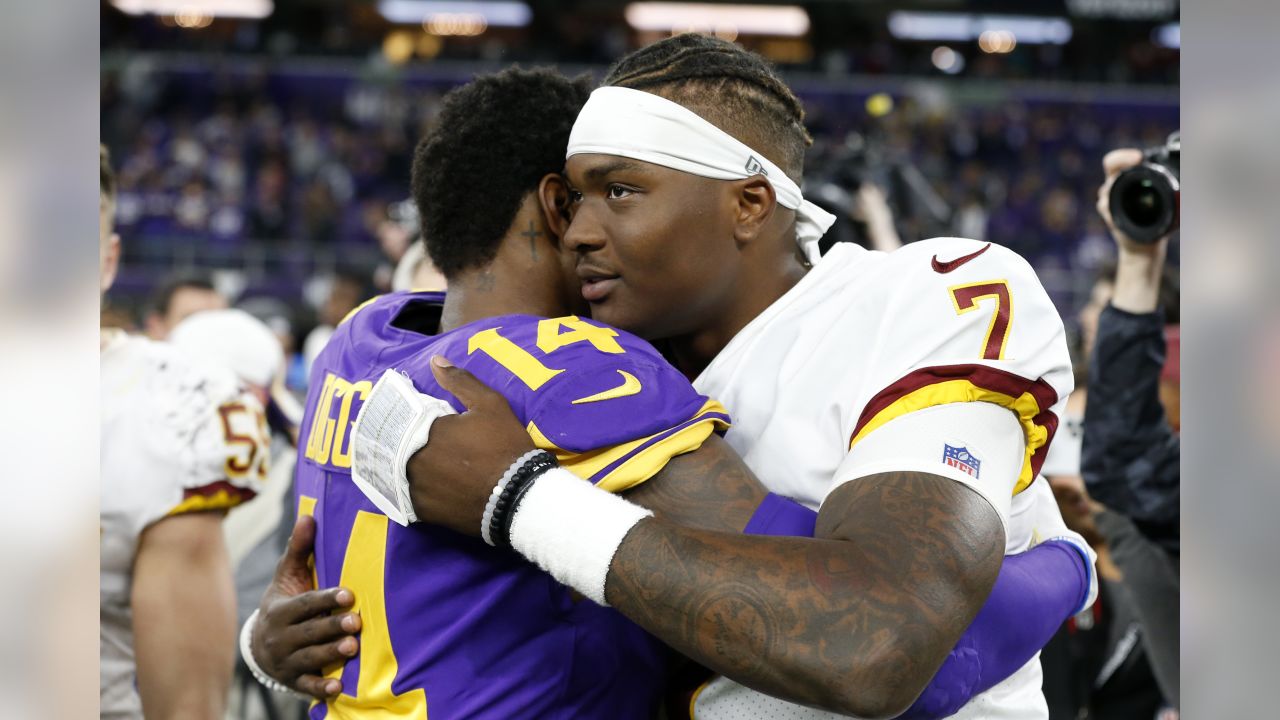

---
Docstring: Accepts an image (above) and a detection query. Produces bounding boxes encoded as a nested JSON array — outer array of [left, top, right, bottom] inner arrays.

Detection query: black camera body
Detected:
[[1109, 132, 1180, 244]]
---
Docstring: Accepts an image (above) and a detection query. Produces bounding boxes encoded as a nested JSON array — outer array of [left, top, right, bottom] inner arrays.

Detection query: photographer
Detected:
[[1081, 145, 1180, 709]]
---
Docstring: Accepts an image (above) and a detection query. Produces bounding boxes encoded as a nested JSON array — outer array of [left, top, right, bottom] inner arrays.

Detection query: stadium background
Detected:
[[100, 0, 1178, 395]]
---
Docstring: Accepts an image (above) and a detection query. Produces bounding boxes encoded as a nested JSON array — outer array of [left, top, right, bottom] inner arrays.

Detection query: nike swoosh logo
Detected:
[[931, 243, 991, 273], [571, 370, 642, 405]]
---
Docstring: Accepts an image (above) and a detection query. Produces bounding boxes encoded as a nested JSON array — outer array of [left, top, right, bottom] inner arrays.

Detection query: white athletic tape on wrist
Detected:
[[239, 610, 308, 699], [568, 86, 835, 264], [508, 467, 653, 606], [350, 368, 458, 526]]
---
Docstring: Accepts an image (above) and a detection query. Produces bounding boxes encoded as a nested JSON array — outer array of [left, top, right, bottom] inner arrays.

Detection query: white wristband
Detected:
[[239, 609, 308, 699], [508, 467, 653, 606]]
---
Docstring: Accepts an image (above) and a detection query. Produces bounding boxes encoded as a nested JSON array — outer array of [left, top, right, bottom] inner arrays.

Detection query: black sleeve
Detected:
[[1093, 509, 1180, 708], [1082, 305, 1180, 531]]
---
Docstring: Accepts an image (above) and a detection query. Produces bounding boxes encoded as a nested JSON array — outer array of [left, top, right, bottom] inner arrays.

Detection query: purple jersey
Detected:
[[296, 291, 730, 719]]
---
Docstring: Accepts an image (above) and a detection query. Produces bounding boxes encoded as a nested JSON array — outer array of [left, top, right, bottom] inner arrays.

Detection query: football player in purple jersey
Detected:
[[248, 62, 1094, 719]]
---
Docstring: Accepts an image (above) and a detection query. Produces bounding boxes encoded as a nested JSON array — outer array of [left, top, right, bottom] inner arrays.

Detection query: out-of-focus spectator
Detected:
[[144, 274, 227, 340], [1077, 260, 1180, 365], [168, 308, 307, 720], [302, 271, 373, 377], [1039, 468, 1178, 720], [391, 242, 447, 293]]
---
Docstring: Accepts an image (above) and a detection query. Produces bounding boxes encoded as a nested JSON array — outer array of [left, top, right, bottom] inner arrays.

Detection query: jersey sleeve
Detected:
[[445, 315, 730, 493], [141, 356, 269, 522], [165, 389, 270, 517], [842, 239, 1073, 501]]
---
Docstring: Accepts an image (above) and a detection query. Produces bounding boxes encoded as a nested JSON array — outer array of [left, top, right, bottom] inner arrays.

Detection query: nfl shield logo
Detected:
[[943, 444, 981, 478]]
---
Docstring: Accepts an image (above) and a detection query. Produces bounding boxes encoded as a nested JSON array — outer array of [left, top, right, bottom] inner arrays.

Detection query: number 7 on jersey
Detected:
[[949, 280, 1012, 360]]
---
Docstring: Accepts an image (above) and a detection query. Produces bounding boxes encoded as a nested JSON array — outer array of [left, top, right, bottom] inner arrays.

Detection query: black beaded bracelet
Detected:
[[499, 458, 555, 546], [488, 451, 558, 548]]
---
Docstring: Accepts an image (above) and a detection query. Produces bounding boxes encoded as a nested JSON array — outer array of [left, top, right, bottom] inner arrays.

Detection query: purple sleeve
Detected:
[[524, 325, 719, 454], [743, 493, 817, 537], [899, 540, 1091, 720]]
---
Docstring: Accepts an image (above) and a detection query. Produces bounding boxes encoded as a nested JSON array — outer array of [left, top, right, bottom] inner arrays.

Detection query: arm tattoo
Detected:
[[605, 471, 1005, 717], [623, 434, 767, 534]]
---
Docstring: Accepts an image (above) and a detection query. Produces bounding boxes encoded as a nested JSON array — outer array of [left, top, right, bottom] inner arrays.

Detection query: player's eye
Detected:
[[606, 184, 635, 200], [567, 188, 584, 204]]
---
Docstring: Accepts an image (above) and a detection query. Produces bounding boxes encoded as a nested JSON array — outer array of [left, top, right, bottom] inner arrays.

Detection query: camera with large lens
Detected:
[[1109, 131, 1180, 244]]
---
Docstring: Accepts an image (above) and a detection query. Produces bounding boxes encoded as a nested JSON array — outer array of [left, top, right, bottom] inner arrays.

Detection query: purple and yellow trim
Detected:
[[527, 399, 731, 493]]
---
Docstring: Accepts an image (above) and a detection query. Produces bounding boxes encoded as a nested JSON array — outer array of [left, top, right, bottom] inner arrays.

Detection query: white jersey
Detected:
[[692, 239, 1078, 719], [100, 332, 269, 719]]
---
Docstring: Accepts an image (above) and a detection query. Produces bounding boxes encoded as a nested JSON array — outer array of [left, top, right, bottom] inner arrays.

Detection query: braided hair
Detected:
[[603, 34, 812, 180]]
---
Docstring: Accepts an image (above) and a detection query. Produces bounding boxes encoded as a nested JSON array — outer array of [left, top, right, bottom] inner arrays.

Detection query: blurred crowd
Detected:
[[101, 5, 1178, 86], [100, 61, 1176, 386]]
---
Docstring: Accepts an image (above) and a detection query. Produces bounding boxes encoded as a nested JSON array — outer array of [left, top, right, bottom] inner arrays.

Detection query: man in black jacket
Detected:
[[1078, 147, 1180, 710]]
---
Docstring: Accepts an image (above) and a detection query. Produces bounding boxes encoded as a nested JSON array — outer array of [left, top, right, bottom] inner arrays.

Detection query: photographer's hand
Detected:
[[850, 183, 902, 251], [1096, 149, 1170, 314]]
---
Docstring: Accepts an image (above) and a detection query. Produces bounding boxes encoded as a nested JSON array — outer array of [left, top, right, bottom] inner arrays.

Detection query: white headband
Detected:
[[567, 86, 834, 263]]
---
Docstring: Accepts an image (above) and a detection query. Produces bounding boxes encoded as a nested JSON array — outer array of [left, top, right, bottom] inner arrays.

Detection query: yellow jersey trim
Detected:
[[165, 486, 250, 516], [688, 677, 714, 719], [338, 294, 385, 328], [849, 379, 1048, 495], [527, 399, 730, 494]]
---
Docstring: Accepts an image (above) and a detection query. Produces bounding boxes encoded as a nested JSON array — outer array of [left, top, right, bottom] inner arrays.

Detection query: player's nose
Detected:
[[562, 203, 607, 255]]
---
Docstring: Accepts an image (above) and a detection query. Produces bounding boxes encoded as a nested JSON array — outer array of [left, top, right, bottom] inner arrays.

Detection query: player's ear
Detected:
[[732, 176, 777, 246], [538, 173, 572, 241]]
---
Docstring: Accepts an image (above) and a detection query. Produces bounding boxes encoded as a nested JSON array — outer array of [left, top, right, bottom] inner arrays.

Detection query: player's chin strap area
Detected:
[[568, 86, 835, 264]]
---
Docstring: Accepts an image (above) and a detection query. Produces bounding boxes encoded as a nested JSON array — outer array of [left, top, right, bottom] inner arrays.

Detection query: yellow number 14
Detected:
[[467, 316, 624, 391]]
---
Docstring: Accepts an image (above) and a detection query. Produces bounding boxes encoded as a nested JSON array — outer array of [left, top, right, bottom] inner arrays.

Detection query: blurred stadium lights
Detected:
[[425, 13, 487, 35], [889, 12, 1072, 45], [377, 0, 532, 27], [1065, 0, 1178, 20], [1153, 22, 1180, 49], [865, 92, 894, 117], [978, 29, 1017, 54], [109, 0, 272, 19], [930, 46, 965, 74], [625, 3, 810, 37], [383, 30, 416, 63]]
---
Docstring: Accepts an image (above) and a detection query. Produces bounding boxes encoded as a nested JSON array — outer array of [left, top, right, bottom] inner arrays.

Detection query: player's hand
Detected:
[[251, 515, 361, 699], [1096, 148, 1170, 256], [405, 355, 537, 536]]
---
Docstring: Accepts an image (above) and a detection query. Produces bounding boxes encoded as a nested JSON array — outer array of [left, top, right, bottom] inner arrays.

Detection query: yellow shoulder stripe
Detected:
[[527, 399, 729, 494], [850, 379, 1048, 495]]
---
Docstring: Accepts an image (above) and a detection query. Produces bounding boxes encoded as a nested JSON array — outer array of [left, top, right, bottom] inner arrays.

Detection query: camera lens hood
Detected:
[[1109, 162, 1180, 244]]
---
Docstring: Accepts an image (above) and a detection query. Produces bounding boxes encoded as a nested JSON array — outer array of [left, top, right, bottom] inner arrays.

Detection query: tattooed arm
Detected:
[[623, 434, 767, 533], [606, 471, 1004, 719]]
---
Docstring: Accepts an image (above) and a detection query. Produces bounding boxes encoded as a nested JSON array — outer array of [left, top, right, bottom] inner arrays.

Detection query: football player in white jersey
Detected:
[[100, 146, 270, 719], [367, 35, 1094, 719]]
